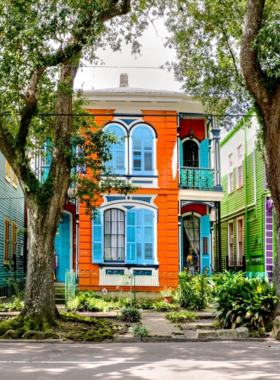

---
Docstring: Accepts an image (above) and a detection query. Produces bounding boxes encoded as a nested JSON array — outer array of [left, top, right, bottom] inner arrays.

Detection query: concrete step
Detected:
[[55, 298, 65, 305]]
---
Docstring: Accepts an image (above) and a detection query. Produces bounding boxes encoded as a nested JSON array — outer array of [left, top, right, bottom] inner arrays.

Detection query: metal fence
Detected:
[[0, 271, 26, 299], [180, 167, 215, 190]]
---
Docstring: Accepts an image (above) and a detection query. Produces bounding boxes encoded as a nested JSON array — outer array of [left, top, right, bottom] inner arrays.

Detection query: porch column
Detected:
[[211, 117, 223, 192]]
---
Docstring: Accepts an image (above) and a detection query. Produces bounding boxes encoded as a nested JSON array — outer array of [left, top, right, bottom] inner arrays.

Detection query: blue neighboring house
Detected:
[[0, 150, 26, 298]]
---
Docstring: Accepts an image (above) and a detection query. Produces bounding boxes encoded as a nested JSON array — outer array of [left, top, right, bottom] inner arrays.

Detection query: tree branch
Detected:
[[240, 0, 271, 114]]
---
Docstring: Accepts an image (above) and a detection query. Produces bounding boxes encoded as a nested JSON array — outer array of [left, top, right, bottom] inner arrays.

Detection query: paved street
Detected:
[[0, 341, 280, 379]]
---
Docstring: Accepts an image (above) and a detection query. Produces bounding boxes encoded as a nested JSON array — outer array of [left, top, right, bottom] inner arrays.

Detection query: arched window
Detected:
[[132, 126, 154, 175], [104, 124, 125, 174], [183, 140, 199, 167]]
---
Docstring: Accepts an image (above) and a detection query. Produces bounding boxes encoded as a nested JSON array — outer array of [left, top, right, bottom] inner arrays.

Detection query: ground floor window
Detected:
[[228, 221, 234, 266], [93, 207, 155, 265]]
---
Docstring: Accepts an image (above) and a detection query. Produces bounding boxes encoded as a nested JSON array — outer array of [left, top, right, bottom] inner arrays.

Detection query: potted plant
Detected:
[[161, 287, 173, 304]]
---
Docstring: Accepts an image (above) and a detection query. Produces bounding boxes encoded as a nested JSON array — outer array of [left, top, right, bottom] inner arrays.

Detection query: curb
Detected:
[[0, 337, 274, 344]]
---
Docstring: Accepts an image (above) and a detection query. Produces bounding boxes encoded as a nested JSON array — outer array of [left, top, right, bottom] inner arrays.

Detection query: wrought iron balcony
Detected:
[[180, 167, 215, 191]]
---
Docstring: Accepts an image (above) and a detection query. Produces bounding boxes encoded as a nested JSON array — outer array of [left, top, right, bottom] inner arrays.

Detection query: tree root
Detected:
[[0, 313, 124, 341]]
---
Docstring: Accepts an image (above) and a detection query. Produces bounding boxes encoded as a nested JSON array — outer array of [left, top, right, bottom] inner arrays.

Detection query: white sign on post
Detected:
[[102, 288, 108, 296]]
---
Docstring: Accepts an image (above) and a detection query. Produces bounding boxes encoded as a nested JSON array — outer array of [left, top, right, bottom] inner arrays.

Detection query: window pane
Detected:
[[104, 209, 125, 262]]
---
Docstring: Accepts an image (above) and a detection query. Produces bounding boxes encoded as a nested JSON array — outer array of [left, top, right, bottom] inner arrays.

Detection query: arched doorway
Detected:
[[182, 213, 200, 273], [183, 140, 199, 167], [55, 211, 73, 282]]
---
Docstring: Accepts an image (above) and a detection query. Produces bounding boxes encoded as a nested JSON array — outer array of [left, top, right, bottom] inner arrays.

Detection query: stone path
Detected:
[[141, 312, 182, 337]]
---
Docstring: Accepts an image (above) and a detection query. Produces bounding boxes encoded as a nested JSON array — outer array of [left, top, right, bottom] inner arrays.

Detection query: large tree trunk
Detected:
[[20, 64, 78, 325], [21, 201, 59, 324]]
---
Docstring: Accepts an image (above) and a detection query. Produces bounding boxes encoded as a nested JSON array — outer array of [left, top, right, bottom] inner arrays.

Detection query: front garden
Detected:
[[0, 271, 278, 341]]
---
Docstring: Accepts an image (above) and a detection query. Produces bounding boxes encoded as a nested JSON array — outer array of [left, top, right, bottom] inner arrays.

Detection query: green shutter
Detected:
[[199, 139, 210, 168], [92, 209, 103, 263], [179, 139, 183, 167]]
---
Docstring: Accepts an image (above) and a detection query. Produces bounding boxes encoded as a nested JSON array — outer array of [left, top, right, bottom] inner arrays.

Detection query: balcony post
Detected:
[[211, 117, 223, 191]]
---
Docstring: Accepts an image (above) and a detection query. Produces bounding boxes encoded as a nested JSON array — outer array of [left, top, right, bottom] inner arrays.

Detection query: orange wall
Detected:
[[78, 110, 179, 289]]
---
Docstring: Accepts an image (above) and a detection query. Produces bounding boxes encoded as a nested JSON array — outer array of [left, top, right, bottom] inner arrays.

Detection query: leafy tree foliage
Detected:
[[165, 0, 280, 314], [0, 0, 151, 327]]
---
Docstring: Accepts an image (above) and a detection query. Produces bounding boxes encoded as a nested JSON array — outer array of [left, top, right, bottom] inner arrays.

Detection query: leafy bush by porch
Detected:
[[212, 273, 278, 330], [178, 272, 211, 310], [166, 311, 199, 323]]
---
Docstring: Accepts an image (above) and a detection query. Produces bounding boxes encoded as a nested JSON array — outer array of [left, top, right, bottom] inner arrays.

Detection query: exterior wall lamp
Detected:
[[188, 127, 195, 139]]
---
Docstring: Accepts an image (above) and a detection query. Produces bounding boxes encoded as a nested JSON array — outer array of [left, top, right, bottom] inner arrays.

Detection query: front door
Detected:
[[182, 214, 200, 273], [55, 212, 71, 282]]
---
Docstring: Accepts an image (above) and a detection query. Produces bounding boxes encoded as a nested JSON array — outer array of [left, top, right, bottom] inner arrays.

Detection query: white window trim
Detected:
[[236, 216, 244, 266], [129, 124, 158, 177], [228, 220, 234, 267]]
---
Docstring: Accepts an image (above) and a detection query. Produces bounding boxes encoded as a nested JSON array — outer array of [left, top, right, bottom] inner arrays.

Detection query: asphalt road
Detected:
[[0, 341, 280, 379]]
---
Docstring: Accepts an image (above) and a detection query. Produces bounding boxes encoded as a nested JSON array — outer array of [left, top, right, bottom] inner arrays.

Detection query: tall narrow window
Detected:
[[104, 125, 125, 174], [5, 160, 11, 182], [4, 218, 10, 264], [237, 145, 243, 188], [228, 221, 234, 267], [237, 218, 244, 267], [12, 222, 17, 268], [12, 171, 18, 188], [183, 140, 199, 167], [132, 126, 154, 175], [228, 154, 234, 193], [104, 209, 125, 262]]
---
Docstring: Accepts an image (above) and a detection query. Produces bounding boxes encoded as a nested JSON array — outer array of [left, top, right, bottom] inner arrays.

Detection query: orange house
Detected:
[[67, 74, 223, 295]]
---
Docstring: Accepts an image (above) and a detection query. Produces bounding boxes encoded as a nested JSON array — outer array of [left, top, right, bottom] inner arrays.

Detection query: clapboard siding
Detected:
[[216, 117, 265, 273], [0, 151, 25, 287]]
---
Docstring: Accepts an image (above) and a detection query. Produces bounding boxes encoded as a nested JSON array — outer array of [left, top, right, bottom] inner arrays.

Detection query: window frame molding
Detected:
[[228, 153, 234, 194], [104, 123, 128, 175], [4, 217, 10, 265], [236, 216, 244, 267], [236, 144, 243, 189], [5, 160, 11, 183], [228, 219, 234, 267], [129, 124, 158, 177]]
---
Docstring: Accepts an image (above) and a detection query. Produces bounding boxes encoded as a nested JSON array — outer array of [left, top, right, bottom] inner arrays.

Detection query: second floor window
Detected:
[[237, 145, 243, 188], [228, 154, 233, 193], [105, 124, 125, 174], [132, 126, 153, 175]]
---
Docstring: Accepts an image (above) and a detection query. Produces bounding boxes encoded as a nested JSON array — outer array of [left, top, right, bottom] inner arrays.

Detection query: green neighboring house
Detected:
[[0, 150, 26, 297], [214, 116, 275, 280]]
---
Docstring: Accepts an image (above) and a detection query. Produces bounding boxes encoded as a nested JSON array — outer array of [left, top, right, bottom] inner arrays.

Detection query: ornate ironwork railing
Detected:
[[180, 167, 215, 190]]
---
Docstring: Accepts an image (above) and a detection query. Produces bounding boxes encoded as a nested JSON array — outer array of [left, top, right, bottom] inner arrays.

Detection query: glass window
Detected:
[[228, 222, 234, 267], [228, 154, 234, 193], [237, 145, 243, 188], [4, 218, 10, 264], [237, 218, 244, 266], [105, 125, 125, 174], [183, 140, 199, 167], [5, 160, 11, 182], [183, 215, 200, 272], [104, 209, 125, 262], [132, 127, 154, 174]]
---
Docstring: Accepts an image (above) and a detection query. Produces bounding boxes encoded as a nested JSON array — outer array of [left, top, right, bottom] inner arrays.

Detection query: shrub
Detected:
[[119, 307, 141, 322], [152, 300, 174, 312], [129, 325, 149, 337], [0, 297, 24, 312], [166, 311, 199, 323], [213, 276, 278, 330], [67, 291, 118, 312], [178, 272, 211, 310]]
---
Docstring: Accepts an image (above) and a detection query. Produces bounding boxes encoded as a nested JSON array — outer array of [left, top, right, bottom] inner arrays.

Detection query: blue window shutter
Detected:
[[132, 127, 153, 175], [105, 125, 125, 174], [200, 214, 211, 275], [199, 139, 210, 168], [142, 210, 154, 264], [92, 209, 104, 264], [126, 209, 136, 264], [179, 139, 183, 167]]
